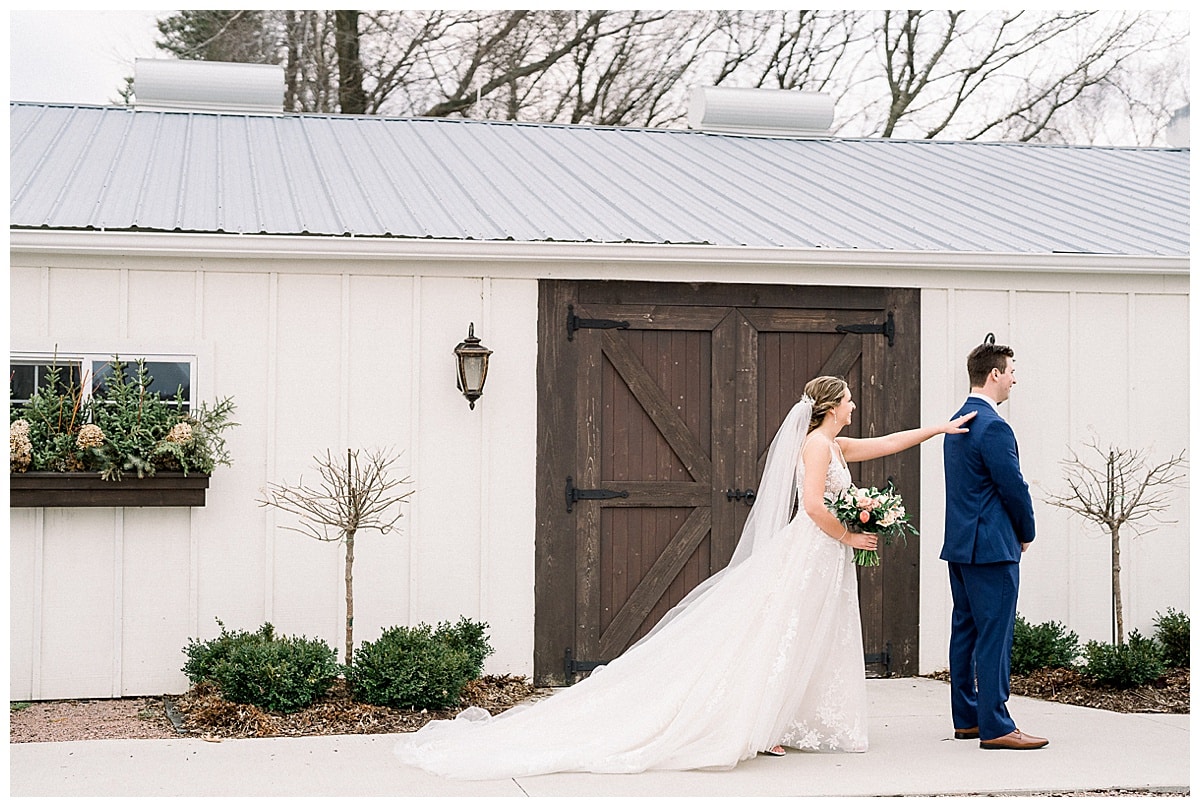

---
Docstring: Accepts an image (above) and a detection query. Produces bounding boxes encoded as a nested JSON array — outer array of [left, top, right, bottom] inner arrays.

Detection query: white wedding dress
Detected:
[[395, 399, 867, 779]]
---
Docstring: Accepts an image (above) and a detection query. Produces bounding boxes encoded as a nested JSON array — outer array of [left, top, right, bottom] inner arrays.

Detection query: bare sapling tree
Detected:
[[1045, 439, 1187, 645], [259, 448, 413, 666]]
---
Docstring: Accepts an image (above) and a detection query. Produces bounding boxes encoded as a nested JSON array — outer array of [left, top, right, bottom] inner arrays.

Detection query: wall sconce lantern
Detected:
[[453, 323, 493, 409]]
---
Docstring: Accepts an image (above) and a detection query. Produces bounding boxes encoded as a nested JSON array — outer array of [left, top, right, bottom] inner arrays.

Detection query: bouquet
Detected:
[[826, 484, 918, 566]]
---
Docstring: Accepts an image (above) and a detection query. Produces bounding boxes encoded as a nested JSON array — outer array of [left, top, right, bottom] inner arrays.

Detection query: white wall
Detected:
[[9, 241, 1188, 697], [918, 277, 1190, 673], [9, 258, 538, 699]]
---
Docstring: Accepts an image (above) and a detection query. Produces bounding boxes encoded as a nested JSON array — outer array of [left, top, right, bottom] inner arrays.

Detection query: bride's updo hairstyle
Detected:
[[803, 376, 849, 433]]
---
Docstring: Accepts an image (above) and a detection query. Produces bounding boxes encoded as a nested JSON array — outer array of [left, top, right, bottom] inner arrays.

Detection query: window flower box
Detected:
[[10, 356, 236, 507], [11, 471, 210, 508]]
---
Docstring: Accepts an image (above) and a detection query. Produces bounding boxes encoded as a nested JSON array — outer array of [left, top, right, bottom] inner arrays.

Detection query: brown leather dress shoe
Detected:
[[953, 726, 979, 740], [980, 729, 1048, 750]]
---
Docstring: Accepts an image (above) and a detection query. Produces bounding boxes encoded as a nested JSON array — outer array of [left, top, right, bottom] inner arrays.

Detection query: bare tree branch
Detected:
[[153, 9, 1187, 143], [259, 447, 413, 665], [1044, 438, 1187, 644]]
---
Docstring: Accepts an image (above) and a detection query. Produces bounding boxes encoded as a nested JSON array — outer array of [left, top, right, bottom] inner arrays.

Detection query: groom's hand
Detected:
[[1020, 542, 1031, 553]]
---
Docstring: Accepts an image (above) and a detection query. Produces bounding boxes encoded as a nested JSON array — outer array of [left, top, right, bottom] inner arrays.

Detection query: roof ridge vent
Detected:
[[134, 58, 285, 114], [1165, 104, 1189, 148], [688, 87, 833, 138]]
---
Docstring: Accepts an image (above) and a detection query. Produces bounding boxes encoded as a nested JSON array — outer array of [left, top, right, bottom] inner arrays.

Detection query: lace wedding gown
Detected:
[[395, 407, 867, 779]]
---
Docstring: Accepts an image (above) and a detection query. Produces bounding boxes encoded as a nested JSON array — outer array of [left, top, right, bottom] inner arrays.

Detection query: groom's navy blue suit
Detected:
[[941, 394, 1036, 741]]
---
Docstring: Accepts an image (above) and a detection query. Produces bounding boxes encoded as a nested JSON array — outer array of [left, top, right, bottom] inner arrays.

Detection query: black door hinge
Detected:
[[864, 641, 893, 677], [837, 311, 895, 347], [567, 304, 630, 341], [564, 647, 608, 685], [566, 476, 629, 512]]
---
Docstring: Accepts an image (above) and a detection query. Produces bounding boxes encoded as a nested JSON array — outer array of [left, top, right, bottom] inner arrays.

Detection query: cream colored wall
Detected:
[[9, 260, 538, 699], [9, 243, 1188, 698], [918, 276, 1190, 674]]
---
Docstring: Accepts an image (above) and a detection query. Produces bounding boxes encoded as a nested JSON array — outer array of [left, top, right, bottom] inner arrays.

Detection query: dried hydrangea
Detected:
[[76, 423, 106, 449], [165, 422, 194, 444], [10, 420, 33, 472]]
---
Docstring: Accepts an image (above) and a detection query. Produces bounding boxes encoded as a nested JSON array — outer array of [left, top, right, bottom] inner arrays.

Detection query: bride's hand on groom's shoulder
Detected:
[[944, 411, 976, 434]]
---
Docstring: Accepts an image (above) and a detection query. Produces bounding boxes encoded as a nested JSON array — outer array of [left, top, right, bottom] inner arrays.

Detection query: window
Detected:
[[92, 360, 192, 408], [10, 354, 196, 412], [9, 360, 84, 407]]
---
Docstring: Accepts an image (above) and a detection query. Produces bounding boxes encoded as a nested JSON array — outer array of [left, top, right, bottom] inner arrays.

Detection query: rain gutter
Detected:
[[9, 229, 1188, 278]]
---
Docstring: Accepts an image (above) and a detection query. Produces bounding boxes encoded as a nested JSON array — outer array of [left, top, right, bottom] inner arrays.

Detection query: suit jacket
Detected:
[[941, 396, 1036, 564]]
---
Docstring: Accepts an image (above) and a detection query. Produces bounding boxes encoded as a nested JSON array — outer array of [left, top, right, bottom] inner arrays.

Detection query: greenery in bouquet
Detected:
[[10, 357, 237, 480], [826, 483, 917, 566]]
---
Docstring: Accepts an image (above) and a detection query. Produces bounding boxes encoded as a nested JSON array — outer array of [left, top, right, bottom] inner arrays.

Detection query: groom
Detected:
[[941, 335, 1047, 750]]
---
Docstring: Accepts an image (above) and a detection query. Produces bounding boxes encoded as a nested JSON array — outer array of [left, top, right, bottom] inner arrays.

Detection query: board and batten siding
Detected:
[[919, 277, 1189, 673], [9, 260, 538, 700], [9, 243, 1189, 699]]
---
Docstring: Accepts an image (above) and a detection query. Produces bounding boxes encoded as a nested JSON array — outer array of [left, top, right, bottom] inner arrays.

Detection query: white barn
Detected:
[[9, 97, 1189, 700]]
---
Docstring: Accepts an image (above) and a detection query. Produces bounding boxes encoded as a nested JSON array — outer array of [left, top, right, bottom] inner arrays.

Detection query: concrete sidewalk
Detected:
[[9, 678, 1189, 798]]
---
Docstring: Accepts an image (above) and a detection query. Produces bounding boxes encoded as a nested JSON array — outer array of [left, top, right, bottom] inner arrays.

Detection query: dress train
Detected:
[[394, 445, 866, 779]]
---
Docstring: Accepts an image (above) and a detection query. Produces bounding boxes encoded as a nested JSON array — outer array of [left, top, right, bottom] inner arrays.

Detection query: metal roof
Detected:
[[9, 101, 1189, 257]]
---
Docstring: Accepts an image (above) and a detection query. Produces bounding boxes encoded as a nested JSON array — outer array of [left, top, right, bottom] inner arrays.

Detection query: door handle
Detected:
[[725, 488, 756, 506]]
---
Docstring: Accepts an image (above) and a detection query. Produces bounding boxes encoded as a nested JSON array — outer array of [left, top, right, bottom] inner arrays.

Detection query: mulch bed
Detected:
[[169, 674, 544, 740], [923, 666, 1190, 714], [172, 666, 1189, 741]]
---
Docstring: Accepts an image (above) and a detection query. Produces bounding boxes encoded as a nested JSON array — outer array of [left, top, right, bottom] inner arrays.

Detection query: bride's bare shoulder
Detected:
[[802, 431, 832, 461]]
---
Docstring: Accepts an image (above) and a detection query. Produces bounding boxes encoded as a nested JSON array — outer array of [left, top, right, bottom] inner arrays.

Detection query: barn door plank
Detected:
[[600, 329, 712, 485], [729, 311, 759, 567], [710, 310, 740, 569], [741, 309, 852, 332], [574, 325, 604, 660], [585, 304, 729, 332], [534, 280, 579, 683], [598, 506, 713, 657], [819, 332, 864, 379], [602, 480, 710, 507]]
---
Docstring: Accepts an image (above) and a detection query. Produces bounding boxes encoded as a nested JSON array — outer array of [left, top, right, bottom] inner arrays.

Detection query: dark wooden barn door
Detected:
[[536, 281, 920, 685]]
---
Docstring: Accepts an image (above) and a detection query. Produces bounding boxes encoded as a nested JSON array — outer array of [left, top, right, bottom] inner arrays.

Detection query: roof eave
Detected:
[[8, 229, 1188, 277]]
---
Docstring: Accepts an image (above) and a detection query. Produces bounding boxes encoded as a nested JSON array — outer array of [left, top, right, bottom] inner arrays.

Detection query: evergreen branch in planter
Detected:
[[10, 356, 238, 480]]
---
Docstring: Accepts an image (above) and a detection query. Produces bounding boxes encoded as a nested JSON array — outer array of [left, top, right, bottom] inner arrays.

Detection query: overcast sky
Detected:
[[5, 8, 1191, 145], [9, 10, 166, 105]]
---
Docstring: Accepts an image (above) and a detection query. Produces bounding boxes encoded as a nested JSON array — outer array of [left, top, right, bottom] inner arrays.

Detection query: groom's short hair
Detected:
[[967, 340, 1014, 387]]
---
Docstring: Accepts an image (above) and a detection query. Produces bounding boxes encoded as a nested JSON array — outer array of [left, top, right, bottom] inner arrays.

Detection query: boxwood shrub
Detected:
[[1153, 608, 1189, 668], [1010, 614, 1081, 675], [347, 618, 493, 710], [181, 619, 339, 713], [1083, 629, 1166, 688]]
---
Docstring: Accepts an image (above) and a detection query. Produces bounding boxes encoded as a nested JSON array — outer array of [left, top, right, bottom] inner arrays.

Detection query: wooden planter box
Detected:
[[10, 472, 210, 508]]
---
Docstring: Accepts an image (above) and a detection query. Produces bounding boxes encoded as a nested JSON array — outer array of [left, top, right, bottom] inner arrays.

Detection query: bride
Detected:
[[395, 376, 974, 778]]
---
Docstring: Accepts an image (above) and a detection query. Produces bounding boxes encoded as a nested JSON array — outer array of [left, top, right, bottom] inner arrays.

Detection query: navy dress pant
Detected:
[[947, 560, 1020, 741]]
